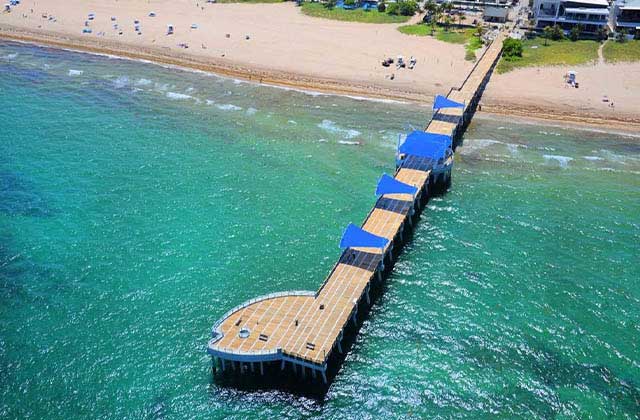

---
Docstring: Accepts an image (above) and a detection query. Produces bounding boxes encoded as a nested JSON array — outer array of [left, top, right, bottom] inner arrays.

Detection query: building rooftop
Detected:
[[620, 0, 640, 10], [565, 0, 609, 7], [565, 7, 610, 13]]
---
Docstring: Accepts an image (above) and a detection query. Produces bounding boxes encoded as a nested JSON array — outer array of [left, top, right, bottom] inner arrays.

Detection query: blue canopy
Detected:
[[405, 130, 452, 148], [399, 133, 448, 160], [433, 95, 464, 111], [339, 223, 389, 249], [375, 173, 418, 196]]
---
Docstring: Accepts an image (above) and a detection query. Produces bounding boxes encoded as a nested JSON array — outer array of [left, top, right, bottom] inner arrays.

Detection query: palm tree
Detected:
[[424, 1, 437, 16], [543, 25, 553, 46], [444, 15, 453, 32], [424, 1, 438, 35], [457, 13, 466, 29]]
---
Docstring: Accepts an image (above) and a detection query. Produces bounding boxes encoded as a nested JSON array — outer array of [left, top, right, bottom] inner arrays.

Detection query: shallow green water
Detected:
[[1, 42, 639, 419]]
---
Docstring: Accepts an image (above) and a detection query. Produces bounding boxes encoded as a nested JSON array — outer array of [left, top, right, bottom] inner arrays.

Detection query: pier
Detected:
[[207, 32, 506, 387]]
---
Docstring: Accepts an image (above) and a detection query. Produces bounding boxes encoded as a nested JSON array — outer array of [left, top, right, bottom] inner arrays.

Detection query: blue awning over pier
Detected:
[[375, 173, 418, 196], [405, 130, 452, 148], [399, 132, 450, 160], [339, 223, 389, 249], [433, 95, 464, 111]]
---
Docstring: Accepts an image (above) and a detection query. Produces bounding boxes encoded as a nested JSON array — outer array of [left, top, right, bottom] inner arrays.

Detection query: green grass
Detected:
[[397, 24, 431, 36], [398, 24, 475, 43], [398, 24, 481, 61], [496, 38, 599, 73], [215, 0, 284, 3], [465, 35, 483, 61], [300, 3, 410, 24], [602, 40, 640, 63]]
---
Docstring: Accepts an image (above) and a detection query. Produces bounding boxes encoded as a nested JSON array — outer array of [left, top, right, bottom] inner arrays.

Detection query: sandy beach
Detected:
[[0, 0, 471, 103], [484, 63, 640, 129], [1, 0, 639, 128]]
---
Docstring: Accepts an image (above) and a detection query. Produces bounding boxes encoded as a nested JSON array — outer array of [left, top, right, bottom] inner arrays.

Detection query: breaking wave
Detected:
[[135, 78, 153, 86], [216, 104, 242, 111], [318, 120, 361, 139], [112, 76, 130, 89], [166, 92, 193, 100], [543, 154, 573, 168]]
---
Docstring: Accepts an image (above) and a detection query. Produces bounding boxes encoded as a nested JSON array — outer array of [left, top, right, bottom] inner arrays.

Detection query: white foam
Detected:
[[166, 92, 193, 100], [583, 156, 604, 161], [112, 75, 130, 89], [318, 119, 361, 139], [343, 94, 407, 105], [68, 69, 83, 76], [338, 140, 362, 146], [245, 107, 257, 116], [538, 130, 562, 136], [460, 139, 502, 152], [205, 99, 216, 105], [288, 120, 297, 125], [1, 53, 18, 60], [135, 78, 153, 86], [186, 87, 195, 92], [599, 149, 640, 164], [543, 154, 573, 168], [215, 103, 242, 111], [154, 82, 169, 92], [506, 143, 519, 156]]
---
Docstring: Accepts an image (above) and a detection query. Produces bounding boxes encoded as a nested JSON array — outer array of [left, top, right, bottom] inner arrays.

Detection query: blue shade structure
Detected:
[[432, 94, 464, 111], [339, 223, 389, 249], [405, 130, 452, 148], [399, 134, 448, 160], [375, 173, 418, 196]]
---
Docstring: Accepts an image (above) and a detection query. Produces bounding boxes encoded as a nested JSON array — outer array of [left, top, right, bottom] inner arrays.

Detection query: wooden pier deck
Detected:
[[207, 31, 506, 383]]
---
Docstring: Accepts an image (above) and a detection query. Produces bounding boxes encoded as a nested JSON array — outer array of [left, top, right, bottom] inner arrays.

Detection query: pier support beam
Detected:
[[221, 358, 226, 372], [260, 361, 264, 376], [322, 371, 328, 384], [281, 359, 286, 370]]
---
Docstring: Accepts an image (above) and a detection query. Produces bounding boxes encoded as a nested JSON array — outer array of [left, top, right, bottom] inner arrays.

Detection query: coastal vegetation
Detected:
[[602, 40, 640, 63], [397, 0, 485, 61], [300, 1, 412, 23], [398, 24, 483, 61], [497, 38, 599, 73], [215, 0, 284, 3]]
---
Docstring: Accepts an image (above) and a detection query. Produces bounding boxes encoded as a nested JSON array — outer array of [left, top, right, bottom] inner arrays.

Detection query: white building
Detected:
[[532, 0, 610, 33], [613, 0, 640, 35]]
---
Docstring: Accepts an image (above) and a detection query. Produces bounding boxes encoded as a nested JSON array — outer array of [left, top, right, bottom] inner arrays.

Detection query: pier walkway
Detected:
[[207, 31, 506, 384]]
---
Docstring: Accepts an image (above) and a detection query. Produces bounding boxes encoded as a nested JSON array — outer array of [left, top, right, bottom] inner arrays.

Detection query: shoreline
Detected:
[[2, 26, 640, 134], [0, 26, 433, 103]]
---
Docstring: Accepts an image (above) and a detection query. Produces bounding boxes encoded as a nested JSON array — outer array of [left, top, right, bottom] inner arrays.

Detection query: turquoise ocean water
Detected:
[[1, 42, 639, 418]]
